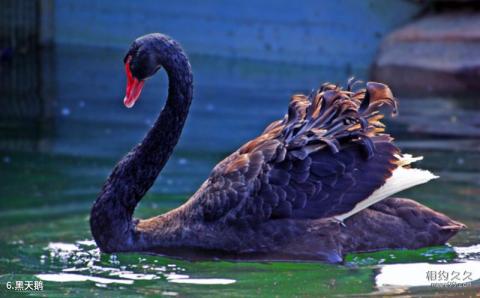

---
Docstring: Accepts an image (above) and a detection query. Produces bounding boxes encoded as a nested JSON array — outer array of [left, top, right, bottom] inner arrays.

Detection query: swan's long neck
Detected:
[[90, 36, 193, 252]]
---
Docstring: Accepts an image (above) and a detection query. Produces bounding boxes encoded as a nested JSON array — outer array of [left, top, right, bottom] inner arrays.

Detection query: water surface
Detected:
[[0, 46, 479, 296]]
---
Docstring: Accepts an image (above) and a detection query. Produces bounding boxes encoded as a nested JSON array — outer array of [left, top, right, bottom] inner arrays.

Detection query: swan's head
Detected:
[[123, 35, 163, 108]]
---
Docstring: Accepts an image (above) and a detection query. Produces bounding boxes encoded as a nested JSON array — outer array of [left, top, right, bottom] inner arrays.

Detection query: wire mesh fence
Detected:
[[0, 0, 54, 152], [0, 0, 40, 52]]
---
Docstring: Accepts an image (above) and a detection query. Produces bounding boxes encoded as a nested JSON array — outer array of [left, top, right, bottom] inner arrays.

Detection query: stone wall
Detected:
[[53, 0, 420, 69], [371, 13, 480, 95]]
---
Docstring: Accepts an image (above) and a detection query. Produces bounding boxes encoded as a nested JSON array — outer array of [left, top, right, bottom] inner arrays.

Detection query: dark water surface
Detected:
[[0, 46, 479, 297]]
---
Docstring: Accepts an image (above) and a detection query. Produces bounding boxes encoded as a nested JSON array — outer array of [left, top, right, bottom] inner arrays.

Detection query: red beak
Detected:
[[123, 59, 145, 108]]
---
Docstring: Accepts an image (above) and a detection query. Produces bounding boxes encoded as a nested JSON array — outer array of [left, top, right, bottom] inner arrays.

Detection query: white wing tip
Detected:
[[409, 167, 439, 180], [394, 153, 425, 167], [335, 165, 438, 221]]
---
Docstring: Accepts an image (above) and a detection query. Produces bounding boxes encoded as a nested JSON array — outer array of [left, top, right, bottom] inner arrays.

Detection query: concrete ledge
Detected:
[[371, 13, 480, 95]]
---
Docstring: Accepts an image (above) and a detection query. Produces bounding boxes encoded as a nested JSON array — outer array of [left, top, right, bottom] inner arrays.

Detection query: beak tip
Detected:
[[123, 78, 145, 108], [123, 96, 135, 108]]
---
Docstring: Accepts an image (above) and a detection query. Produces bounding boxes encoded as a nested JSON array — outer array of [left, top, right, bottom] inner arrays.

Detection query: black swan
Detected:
[[90, 33, 464, 263]]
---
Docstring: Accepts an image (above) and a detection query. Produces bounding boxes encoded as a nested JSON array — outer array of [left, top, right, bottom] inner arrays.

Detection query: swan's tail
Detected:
[[335, 154, 438, 221]]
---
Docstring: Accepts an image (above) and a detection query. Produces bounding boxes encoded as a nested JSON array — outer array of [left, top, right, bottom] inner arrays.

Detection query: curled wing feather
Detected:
[[193, 82, 400, 226]]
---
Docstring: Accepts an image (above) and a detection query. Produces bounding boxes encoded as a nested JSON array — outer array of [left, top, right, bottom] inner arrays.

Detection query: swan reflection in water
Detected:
[[36, 241, 480, 291]]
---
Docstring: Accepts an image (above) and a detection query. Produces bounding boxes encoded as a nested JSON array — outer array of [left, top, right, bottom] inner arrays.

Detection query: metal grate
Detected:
[[0, 0, 40, 51], [0, 0, 54, 152]]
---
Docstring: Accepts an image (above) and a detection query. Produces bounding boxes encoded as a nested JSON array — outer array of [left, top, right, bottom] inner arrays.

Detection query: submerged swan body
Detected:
[[90, 33, 464, 262]]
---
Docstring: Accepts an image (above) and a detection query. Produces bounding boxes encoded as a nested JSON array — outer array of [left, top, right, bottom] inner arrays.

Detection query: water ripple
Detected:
[[39, 240, 236, 286]]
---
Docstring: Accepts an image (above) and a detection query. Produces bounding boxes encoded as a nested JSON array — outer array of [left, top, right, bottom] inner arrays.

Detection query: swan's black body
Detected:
[[90, 33, 464, 262]]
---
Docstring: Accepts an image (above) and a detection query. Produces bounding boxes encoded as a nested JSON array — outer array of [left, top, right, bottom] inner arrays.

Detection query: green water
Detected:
[[0, 46, 479, 297]]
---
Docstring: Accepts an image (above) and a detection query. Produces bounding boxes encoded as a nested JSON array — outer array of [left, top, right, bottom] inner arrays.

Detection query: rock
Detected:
[[371, 13, 480, 95]]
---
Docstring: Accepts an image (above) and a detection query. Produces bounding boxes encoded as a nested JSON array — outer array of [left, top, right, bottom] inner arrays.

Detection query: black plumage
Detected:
[[90, 33, 464, 262], [197, 82, 399, 224]]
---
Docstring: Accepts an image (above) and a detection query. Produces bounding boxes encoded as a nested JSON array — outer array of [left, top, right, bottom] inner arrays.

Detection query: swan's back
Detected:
[[188, 82, 433, 227]]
